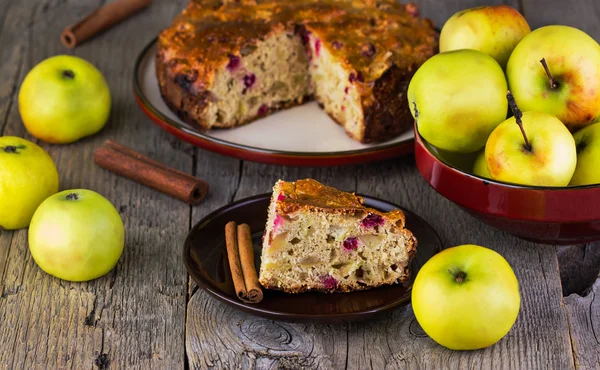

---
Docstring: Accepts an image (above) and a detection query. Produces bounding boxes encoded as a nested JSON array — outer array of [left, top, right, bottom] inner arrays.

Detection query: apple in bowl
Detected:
[[506, 25, 600, 132]]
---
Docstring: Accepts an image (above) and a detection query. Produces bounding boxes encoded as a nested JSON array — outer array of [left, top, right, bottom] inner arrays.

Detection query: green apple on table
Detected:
[[18, 55, 111, 144], [412, 244, 520, 350], [28, 189, 124, 282], [440, 5, 530, 68], [0, 136, 59, 230], [506, 25, 600, 132], [485, 92, 577, 187], [408, 49, 508, 153], [570, 122, 600, 186]]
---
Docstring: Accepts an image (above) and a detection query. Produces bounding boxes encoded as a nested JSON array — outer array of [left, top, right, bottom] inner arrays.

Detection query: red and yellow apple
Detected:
[[440, 5, 530, 68], [18, 55, 111, 144], [486, 108, 577, 187], [412, 244, 520, 350], [28, 189, 124, 282], [408, 49, 508, 153], [506, 25, 600, 131]]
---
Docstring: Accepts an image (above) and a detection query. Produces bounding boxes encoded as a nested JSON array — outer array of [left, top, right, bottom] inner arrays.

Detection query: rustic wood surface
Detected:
[[0, 0, 598, 369]]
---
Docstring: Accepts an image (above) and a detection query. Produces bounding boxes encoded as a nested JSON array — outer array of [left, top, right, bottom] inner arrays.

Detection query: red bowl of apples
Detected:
[[414, 123, 600, 245]]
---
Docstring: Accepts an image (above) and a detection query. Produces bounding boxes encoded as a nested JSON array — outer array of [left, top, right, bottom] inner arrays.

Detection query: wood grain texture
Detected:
[[565, 280, 600, 370], [0, 0, 191, 368]]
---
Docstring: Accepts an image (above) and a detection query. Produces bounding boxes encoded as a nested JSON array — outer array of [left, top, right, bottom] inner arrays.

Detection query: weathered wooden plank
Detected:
[[0, 0, 192, 368], [565, 279, 600, 370]]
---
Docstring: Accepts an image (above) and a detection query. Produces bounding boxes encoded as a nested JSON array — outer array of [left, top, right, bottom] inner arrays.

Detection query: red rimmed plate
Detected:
[[183, 193, 442, 323], [134, 38, 415, 166]]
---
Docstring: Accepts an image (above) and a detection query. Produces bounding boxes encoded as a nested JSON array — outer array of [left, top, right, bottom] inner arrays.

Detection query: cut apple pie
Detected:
[[258, 179, 417, 293]]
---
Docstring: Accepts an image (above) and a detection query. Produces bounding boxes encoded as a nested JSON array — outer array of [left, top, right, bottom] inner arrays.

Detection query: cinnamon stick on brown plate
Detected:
[[61, 0, 152, 49], [94, 140, 208, 205], [224, 221, 263, 304]]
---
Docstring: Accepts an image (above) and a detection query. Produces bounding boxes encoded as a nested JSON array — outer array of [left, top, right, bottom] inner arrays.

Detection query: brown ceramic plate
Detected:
[[184, 194, 442, 323]]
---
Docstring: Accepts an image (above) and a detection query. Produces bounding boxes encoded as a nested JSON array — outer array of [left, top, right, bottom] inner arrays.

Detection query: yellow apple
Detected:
[[28, 189, 124, 282], [408, 49, 508, 153], [440, 5, 530, 68], [18, 55, 111, 144], [0, 136, 59, 230], [570, 122, 600, 186], [486, 102, 577, 187], [412, 244, 520, 350], [506, 25, 600, 131], [472, 149, 491, 179]]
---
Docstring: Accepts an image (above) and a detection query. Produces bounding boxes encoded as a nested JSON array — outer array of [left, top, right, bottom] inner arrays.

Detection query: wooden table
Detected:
[[1, 0, 599, 369]]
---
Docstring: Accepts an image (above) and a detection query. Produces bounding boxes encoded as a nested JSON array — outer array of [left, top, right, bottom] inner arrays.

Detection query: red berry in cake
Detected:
[[277, 193, 286, 201], [273, 214, 285, 234], [332, 41, 343, 50], [315, 39, 322, 57], [320, 275, 338, 290], [343, 237, 359, 251], [349, 73, 356, 83], [361, 43, 377, 58], [257, 104, 269, 116], [227, 54, 240, 71], [356, 71, 365, 83], [405, 3, 420, 17], [361, 213, 384, 228], [243, 73, 256, 88], [344, 87, 349, 94]]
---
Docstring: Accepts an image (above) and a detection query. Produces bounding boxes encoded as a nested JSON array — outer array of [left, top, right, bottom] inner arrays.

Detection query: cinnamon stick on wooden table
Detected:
[[94, 140, 209, 205], [61, 0, 152, 49], [225, 221, 264, 304]]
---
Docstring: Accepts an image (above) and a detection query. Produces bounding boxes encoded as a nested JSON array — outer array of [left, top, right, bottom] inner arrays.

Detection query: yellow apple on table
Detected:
[[486, 92, 577, 187], [412, 244, 520, 350], [18, 55, 111, 144], [506, 25, 600, 132], [440, 5, 530, 68], [0, 136, 59, 230], [472, 149, 491, 179], [28, 189, 124, 282], [570, 122, 600, 186], [408, 49, 508, 153]]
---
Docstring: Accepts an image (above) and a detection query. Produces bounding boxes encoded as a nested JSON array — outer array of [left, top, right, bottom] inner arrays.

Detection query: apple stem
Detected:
[[507, 90, 532, 152], [540, 58, 558, 89], [455, 271, 466, 283], [65, 193, 79, 201], [412, 102, 419, 119]]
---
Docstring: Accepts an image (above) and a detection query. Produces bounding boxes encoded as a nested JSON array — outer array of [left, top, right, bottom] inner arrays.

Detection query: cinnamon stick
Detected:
[[61, 0, 152, 49], [237, 224, 263, 303], [225, 222, 249, 302], [93, 140, 208, 205]]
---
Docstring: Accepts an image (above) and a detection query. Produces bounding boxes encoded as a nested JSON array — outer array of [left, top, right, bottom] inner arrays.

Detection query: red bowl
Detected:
[[413, 123, 600, 245]]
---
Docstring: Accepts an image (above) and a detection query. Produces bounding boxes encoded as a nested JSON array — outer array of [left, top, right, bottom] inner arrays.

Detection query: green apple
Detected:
[[506, 25, 600, 132], [570, 123, 600, 185], [412, 244, 520, 350], [0, 136, 59, 229], [472, 149, 491, 179], [408, 49, 508, 153], [28, 189, 124, 282], [486, 93, 577, 186], [18, 55, 111, 144], [440, 5, 530, 68]]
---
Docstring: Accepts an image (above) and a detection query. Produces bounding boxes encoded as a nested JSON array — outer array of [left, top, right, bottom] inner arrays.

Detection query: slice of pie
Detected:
[[258, 179, 417, 293]]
